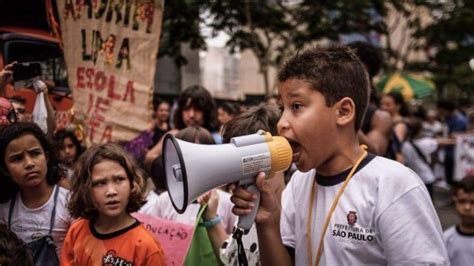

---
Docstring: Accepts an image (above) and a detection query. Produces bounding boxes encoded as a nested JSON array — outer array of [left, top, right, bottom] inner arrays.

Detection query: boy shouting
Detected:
[[231, 45, 448, 265]]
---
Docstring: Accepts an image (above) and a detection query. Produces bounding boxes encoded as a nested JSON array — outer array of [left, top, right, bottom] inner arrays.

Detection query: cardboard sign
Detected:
[[133, 212, 195, 266], [57, 0, 163, 143], [455, 133, 474, 181]]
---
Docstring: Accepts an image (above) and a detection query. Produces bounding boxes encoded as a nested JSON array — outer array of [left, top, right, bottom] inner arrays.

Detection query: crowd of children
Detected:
[[0, 43, 472, 265]]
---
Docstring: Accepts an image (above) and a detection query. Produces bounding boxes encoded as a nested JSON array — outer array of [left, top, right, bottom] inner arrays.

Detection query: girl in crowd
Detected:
[[0, 123, 72, 263], [152, 99, 171, 145], [54, 129, 84, 187], [122, 99, 171, 162], [61, 143, 165, 265], [402, 118, 438, 197], [217, 101, 239, 134], [380, 91, 410, 162]]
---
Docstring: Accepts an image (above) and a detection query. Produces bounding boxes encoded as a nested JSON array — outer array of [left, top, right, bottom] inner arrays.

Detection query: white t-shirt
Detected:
[[0, 185, 72, 256], [402, 137, 438, 184], [139, 190, 161, 215], [423, 121, 445, 138], [280, 155, 448, 265], [444, 226, 474, 266], [139, 189, 237, 234]]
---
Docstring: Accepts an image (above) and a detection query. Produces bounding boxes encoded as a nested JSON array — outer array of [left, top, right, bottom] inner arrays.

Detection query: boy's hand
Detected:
[[197, 190, 219, 221], [230, 172, 280, 226]]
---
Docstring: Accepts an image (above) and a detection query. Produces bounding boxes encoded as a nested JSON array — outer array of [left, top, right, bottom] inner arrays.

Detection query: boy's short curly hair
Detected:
[[278, 44, 370, 131], [0, 123, 63, 203], [455, 175, 474, 194], [68, 143, 147, 219], [175, 126, 216, 145]]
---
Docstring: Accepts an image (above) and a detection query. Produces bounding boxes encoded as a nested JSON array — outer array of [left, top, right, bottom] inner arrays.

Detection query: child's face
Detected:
[[11, 101, 28, 123], [182, 99, 204, 127], [348, 213, 356, 224], [59, 137, 77, 166], [4, 134, 48, 189], [156, 102, 170, 123], [454, 189, 474, 226], [277, 79, 337, 172], [217, 107, 233, 125], [90, 160, 131, 219], [380, 95, 399, 116]]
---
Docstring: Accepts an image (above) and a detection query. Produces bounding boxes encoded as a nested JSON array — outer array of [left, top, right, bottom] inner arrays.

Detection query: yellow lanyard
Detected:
[[306, 149, 368, 266]]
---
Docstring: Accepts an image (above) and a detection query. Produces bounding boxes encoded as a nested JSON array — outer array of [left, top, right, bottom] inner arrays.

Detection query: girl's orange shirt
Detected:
[[61, 218, 165, 266]]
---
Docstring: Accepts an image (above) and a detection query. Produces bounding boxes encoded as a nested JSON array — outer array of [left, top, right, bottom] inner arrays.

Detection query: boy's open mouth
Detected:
[[289, 140, 302, 162]]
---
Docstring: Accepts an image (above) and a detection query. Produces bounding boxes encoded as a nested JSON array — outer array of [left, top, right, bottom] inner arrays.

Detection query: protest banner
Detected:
[[455, 133, 474, 181], [133, 212, 195, 266], [57, 0, 163, 143]]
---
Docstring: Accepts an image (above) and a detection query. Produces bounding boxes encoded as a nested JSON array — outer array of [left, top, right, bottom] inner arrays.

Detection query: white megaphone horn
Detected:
[[163, 130, 292, 230]]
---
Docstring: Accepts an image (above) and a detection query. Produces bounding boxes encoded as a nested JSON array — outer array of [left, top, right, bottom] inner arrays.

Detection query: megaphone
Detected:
[[163, 130, 292, 229]]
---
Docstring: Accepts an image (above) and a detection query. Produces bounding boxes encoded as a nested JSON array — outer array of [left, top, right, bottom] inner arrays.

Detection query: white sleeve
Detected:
[[156, 192, 176, 220], [280, 178, 296, 248], [377, 186, 449, 265], [216, 190, 238, 235], [418, 138, 439, 159], [401, 143, 416, 165], [138, 191, 160, 216]]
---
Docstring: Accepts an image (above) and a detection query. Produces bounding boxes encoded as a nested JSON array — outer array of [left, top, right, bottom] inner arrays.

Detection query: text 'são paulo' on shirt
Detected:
[[281, 155, 449, 265]]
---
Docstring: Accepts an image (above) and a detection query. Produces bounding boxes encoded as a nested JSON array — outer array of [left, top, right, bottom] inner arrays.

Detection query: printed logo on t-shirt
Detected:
[[332, 210, 376, 244], [103, 250, 133, 266], [11, 222, 46, 241], [347, 211, 357, 226]]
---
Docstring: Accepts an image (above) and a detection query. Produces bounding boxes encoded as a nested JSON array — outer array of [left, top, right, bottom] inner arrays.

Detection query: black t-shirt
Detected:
[[152, 125, 169, 146]]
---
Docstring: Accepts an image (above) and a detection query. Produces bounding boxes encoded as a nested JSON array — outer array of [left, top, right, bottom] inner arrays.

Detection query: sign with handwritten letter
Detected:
[[455, 134, 474, 181], [133, 212, 195, 266], [57, 0, 163, 143]]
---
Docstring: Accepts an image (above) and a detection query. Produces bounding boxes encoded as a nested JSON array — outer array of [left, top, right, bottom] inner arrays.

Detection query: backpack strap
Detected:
[[48, 185, 60, 235], [7, 193, 17, 230], [409, 140, 432, 169], [7, 185, 60, 235]]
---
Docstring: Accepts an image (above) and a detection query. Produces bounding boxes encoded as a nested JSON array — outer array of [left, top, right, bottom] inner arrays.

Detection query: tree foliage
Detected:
[[415, 0, 474, 99], [158, 1, 473, 99], [206, 0, 434, 96], [158, 0, 208, 67], [206, 1, 295, 96]]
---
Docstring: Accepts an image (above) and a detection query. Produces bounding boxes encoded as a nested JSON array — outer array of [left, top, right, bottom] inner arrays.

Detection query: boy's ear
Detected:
[[335, 97, 356, 127]]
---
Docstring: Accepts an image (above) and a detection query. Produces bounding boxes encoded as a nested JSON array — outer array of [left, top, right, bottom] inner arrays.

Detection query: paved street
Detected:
[[432, 185, 459, 231]]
